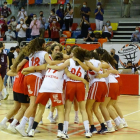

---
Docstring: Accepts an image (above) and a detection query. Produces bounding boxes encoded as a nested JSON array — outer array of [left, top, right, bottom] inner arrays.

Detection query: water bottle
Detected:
[[132, 68, 135, 74]]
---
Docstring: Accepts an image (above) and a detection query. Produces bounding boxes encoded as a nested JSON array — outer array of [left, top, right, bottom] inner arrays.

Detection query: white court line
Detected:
[[54, 109, 140, 140]]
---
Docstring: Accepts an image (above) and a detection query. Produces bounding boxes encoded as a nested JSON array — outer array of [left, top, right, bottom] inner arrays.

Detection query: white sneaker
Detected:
[[123, 122, 128, 128], [54, 115, 58, 122], [64, 132, 69, 139], [85, 130, 92, 138], [28, 129, 35, 137], [16, 125, 27, 137], [57, 130, 63, 138], [115, 123, 124, 131], [46, 104, 51, 109], [7, 124, 17, 133], [3, 93, 9, 100], [39, 120, 43, 125], [74, 117, 79, 124], [0, 123, 7, 130], [47, 116, 56, 124], [107, 127, 115, 133], [0, 94, 4, 101], [35, 129, 40, 133], [26, 126, 32, 134]]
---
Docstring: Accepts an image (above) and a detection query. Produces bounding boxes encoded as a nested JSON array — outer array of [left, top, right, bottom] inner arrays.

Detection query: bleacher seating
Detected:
[[29, 0, 35, 4], [76, 39, 86, 44], [7, 0, 13, 4], [63, 31, 71, 38], [98, 38, 108, 47], [71, 31, 81, 38], [45, 38, 52, 42], [90, 23, 96, 31], [66, 38, 76, 44], [60, 37, 65, 45], [0, 38, 3, 41], [111, 23, 118, 31], [58, 0, 65, 4], [94, 30, 102, 35], [35, 0, 43, 4], [71, 23, 78, 31], [26, 38, 32, 41], [51, 0, 58, 4]]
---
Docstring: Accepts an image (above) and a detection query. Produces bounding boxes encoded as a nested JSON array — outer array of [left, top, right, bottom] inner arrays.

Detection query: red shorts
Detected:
[[116, 77, 122, 96], [66, 81, 85, 102], [63, 80, 66, 91], [107, 83, 119, 100], [36, 92, 64, 107], [88, 82, 107, 102], [24, 75, 42, 97]]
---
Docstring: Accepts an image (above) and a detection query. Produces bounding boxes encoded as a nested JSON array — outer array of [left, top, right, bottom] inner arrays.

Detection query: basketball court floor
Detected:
[[0, 89, 140, 140]]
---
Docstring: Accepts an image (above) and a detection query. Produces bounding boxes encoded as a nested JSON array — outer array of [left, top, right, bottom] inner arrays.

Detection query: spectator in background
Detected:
[[125, 61, 138, 74], [0, 2, 12, 21], [95, 2, 104, 31], [110, 48, 119, 70], [39, 11, 46, 38], [25, 14, 33, 27], [16, 18, 27, 45], [84, 27, 98, 42], [14, 46, 20, 58], [56, 4, 64, 30], [131, 26, 140, 42], [64, 3, 73, 31], [30, 14, 40, 40], [17, 7, 27, 22], [50, 18, 60, 42], [0, 25, 2, 38], [7, 16, 17, 34], [123, 0, 133, 18], [48, 9, 59, 24], [65, 45, 71, 55], [0, 15, 7, 37], [5, 25, 16, 41], [80, 2, 91, 22], [77, 16, 90, 38], [102, 21, 112, 40]]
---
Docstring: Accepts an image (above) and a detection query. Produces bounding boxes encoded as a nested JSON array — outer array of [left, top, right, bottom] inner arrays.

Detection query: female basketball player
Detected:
[[15, 38, 64, 137], [47, 47, 92, 138]]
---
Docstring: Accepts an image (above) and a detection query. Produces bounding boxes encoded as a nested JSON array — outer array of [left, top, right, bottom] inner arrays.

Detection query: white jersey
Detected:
[[39, 63, 64, 93], [28, 51, 47, 78], [67, 58, 85, 82], [89, 59, 106, 84]]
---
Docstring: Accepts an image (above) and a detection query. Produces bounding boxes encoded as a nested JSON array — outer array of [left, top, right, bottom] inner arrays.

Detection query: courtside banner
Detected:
[[103, 42, 140, 68]]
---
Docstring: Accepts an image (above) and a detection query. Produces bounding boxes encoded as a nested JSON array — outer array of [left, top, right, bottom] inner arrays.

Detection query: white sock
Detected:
[[11, 119, 18, 126], [0, 91, 2, 95], [75, 111, 78, 117], [49, 112, 53, 117], [1, 117, 8, 124], [83, 120, 90, 131], [64, 121, 69, 133], [28, 117, 34, 128], [55, 109, 58, 116], [3, 88, 8, 95], [106, 120, 113, 128], [114, 118, 120, 126], [117, 116, 124, 123], [122, 118, 126, 123], [20, 116, 28, 127]]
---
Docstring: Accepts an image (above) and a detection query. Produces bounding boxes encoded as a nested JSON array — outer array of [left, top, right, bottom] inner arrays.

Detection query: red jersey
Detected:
[[50, 22, 60, 38], [13, 61, 29, 94]]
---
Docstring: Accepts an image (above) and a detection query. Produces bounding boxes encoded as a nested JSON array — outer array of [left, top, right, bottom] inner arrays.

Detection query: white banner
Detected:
[[103, 42, 140, 68]]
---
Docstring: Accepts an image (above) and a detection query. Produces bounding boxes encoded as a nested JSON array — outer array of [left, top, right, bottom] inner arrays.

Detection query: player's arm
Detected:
[[65, 68, 89, 93], [45, 53, 64, 65], [47, 59, 70, 71], [108, 69, 119, 75], [73, 57, 89, 71], [7, 70, 17, 76], [63, 54, 71, 60], [21, 64, 47, 75], [17, 59, 28, 72], [95, 69, 110, 79], [85, 61, 101, 72]]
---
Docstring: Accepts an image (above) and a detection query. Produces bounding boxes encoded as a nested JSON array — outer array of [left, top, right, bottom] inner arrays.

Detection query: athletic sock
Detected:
[[75, 111, 78, 118], [20, 116, 28, 127], [64, 121, 69, 133], [49, 112, 53, 117], [55, 109, 58, 116], [58, 123, 63, 131], [122, 118, 126, 123], [106, 120, 113, 128], [3, 88, 8, 95], [101, 123, 105, 129], [114, 118, 120, 126], [28, 117, 34, 128], [11, 119, 18, 126], [117, 116, 124, 123], [0, 92, 2, 95], [32, 121, 38, 130], [90, 125, 95, 129], [1, 117, 8, 124], [83, 120, 90, 131]]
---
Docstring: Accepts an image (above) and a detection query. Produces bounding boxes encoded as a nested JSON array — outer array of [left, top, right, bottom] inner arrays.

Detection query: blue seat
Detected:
[[45, 38, 52, 42], [71, 31, 81, 38], [62, 24, 66, 31], [35, 0, 43, 4], [26, 38, 31, 41], [65, 0, 69, 4]]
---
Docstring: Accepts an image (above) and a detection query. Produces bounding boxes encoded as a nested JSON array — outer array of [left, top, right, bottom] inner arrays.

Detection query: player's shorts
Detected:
[[36, 92, 64, 107], [116, 77, 122, 96], [13, 91, 30, 103], [63, 80, 66, 91], [107, 83, 119, 100], [24, 75, 42, 97], [0, 66, 7, 79], [88, 82, 107, 102], [65, 81, 85, 102]]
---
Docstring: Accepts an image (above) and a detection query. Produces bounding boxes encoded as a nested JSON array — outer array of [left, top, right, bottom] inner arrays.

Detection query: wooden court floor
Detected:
[[0, 89, 140, 140]]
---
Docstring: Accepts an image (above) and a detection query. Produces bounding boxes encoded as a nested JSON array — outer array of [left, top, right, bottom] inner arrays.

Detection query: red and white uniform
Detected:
[[66, 58, 86, 102], [24, 51, 47, 96], [36, 63, 64, 107], [88, 59, 107, 102], [106, 64, 119, 100]]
